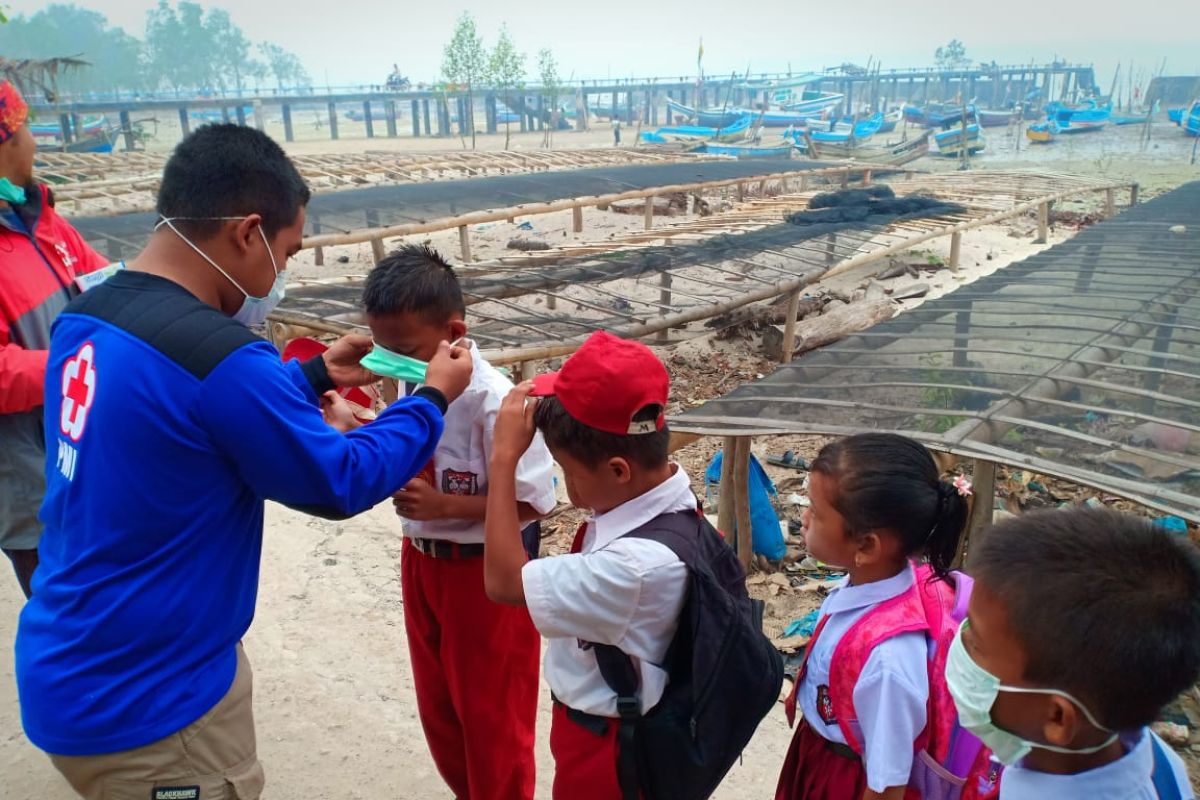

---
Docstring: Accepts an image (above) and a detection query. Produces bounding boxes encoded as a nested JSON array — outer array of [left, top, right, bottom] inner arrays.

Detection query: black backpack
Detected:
[[592, 510, 784, 800]]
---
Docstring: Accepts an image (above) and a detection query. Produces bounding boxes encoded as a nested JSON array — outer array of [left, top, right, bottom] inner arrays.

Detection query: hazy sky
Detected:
[[11, 0, 1200, 91]]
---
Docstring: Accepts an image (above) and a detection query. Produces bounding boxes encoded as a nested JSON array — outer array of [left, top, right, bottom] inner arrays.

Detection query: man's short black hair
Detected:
[[533, 396, 669, 470], [156, 124, 310, 239], [362, 244, 465, 324], [969, 508, 1200, 730]]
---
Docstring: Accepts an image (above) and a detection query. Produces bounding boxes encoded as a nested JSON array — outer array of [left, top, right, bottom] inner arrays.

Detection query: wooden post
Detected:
[[119, 110, 135, 151], [282, 104, 294, 142], [178, 108, 191, 137], [253, 100, 265, 131], [221, 106, 232, 124], [717, 436, 738, 536], [862, 169, 873, 186], [235, 105, 247, 126], [737, 182, 746, 201], [656, 272, 673, 343], [59, 114, 74, 144], [458, 225, 472, 262], [953, 306, 972, 368], [644, 195, 655, 230], [1104, 188, 1116, 218], [948, 231, 962, 271], [422, 99, 432, 136], [572, 206, 583, 233], [1130, 183, 1140, 206], [327, 101, 339, 140], [311, 214, 324, 267], [1036, 201, 1049, 243], [780, 288, 803, 364], [546, 293, 557, 310], [800, 175, 809, 191], [363, 101, 375, 138], [954, 459, 997, 567], [733, 437, 753, 569], [370, 238, 385, 264], [825, 233, 837, 266]]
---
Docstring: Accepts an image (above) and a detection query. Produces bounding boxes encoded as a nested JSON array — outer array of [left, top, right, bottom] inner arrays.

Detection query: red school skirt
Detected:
[[776, 719, 868, 800]]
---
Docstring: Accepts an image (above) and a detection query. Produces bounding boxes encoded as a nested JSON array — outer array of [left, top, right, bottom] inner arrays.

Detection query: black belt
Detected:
[[552, 695, 613, 737], [824, 737, 861, 762], [408, 538, 485, 559]]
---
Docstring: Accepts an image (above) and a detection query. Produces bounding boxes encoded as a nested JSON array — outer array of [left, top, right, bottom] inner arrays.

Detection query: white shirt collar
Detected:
[[587, 465, 696, 552], [823, 562, 916, 615], [1001, 729, 1152, 799]]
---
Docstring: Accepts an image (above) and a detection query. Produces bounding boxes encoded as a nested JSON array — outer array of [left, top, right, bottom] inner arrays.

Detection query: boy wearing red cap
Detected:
[[0, 80, 108, 598], [483, 331, 695, 799]]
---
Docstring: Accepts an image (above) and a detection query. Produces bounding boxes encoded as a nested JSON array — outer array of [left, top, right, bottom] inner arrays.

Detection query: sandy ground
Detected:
[[6, 114, 1200, 798]]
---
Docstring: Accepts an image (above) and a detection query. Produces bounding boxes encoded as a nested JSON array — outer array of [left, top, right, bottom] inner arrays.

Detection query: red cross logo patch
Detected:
[[60, 342, 96, 442]]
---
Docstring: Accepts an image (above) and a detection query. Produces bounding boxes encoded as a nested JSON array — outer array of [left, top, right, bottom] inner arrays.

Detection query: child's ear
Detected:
[[607, 457, 633, 485], [447, 318, 468, 342], [1041, 694, 1079, 748]]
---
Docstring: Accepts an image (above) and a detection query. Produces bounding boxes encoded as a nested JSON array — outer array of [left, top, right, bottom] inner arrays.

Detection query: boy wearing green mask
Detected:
[[949, 508, 1200, 799], [359, 244, 557, 800]]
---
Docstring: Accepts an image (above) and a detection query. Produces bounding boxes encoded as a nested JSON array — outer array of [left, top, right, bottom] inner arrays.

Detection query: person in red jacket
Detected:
[[0, 80, 107, 598]]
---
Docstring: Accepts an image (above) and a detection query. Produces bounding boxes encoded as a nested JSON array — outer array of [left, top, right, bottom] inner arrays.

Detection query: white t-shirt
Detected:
[[998, 728, 1193, 799], [522, 465, 695, 716], [799, 563, 930, 792], [403, 343, 556, 543]]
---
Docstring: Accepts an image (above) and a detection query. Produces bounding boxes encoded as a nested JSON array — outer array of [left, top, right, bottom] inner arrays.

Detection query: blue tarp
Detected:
[[705, 449, 787, 561]]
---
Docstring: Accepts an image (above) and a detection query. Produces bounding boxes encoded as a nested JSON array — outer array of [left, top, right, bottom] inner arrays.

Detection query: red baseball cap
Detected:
[[530, 331, 669, 435], [282, 337, 379, 421]]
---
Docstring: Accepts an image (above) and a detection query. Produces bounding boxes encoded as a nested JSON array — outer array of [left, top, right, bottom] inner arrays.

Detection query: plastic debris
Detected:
[[782, 610, 820, 639]]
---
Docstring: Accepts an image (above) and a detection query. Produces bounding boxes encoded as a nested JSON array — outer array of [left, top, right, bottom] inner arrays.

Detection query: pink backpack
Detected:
[[786, 563, 1000, 800]]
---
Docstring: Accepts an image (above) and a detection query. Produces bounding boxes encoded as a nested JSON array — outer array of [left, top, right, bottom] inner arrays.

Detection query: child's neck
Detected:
[[1022, 738, 1126, 776], [846, 558, 907, 587], [596, 463, 676, 515]]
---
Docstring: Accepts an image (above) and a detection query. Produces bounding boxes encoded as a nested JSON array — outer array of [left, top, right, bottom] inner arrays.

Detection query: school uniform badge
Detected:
[[816, 684, 837, 724], [442, 469, 479, 496]]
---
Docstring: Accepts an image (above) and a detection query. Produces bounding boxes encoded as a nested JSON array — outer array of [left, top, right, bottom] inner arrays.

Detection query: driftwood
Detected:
[[763, 298, 896, 359], [706, 294, 828, 335], [506, 237, 551, 251], [609, 192, 689, 216]]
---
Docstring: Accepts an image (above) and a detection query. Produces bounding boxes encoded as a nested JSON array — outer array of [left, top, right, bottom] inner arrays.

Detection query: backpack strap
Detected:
[[1151, 734, 1183, 800], [590, 510, 704, 800]]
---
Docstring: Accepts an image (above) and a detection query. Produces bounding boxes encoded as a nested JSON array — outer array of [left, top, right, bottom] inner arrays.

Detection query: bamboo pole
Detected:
[[948, 231, 962, 271], [780, 288, 803, 364], [733, 436, 753, 569], [645, 195, 655, 230], [371, 238, 385, 265], [656, 272, 673, 343], [1036, 201, 1049, 243], [459, 225, 472, 262], [954, 459, 996, 567], [717, 436, 738, 536], [573, 205, 584, 233], [1104, 188, 1116, 218]]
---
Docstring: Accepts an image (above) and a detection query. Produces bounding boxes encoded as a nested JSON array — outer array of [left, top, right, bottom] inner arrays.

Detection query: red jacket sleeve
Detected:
[[45, 195, 108, 275], [0, 335, 50, 414]]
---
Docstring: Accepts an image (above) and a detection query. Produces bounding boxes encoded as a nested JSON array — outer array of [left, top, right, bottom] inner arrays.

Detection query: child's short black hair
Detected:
[[157, 124, 310, 239], [533, 396, 669, 470], [362, 244, 466, 324], [970, 508, 1200, 731]]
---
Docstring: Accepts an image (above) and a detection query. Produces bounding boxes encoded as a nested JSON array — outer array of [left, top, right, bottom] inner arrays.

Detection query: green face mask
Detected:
[[0, 178, 26, 205], [359, 344, 428, 384]]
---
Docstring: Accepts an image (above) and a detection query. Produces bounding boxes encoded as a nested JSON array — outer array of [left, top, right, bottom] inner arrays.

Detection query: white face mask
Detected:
[[156, 216, 287, 327], [945, 622, 1118, 765]]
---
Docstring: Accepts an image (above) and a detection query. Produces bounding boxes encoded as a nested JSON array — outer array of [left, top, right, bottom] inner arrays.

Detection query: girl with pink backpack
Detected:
[[776, 433, 998, 800]]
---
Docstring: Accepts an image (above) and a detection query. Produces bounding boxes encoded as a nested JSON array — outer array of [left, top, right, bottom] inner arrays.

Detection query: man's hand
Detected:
[[393, 478, 447, 521], [423, 340, 473, 403], [491, 382, 538, 466], [320, 390, 361, 433], [323, 334, 377, 387]]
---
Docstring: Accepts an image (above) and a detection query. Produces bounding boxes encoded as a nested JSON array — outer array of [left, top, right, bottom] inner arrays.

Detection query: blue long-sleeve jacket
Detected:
[[15, 270, 443, 756]]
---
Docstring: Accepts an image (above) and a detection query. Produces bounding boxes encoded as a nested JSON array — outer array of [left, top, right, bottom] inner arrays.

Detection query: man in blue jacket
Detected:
[[15, 124, 472, 800]]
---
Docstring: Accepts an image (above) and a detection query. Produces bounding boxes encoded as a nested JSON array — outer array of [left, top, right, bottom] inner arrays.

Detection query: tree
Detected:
[[441, 12, 487, 148], [0, 5, 144, 95], [934, 39, 970, 71], [257, 42, 308, 91], [537, 48, 562, 147], [206, 8, 258, 94], [489, 25, 525, 149]]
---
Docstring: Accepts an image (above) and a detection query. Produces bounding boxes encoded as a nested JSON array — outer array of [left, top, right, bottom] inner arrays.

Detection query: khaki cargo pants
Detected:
[[49, 644, 265, 800]]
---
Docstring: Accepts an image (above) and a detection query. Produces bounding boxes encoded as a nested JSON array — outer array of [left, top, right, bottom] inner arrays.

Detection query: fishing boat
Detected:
[[976, 108, 1019, 127], [665, 98, 825, 128], [780, 90, 845, 115], [803, 130, 931, 165], [1025, 122, 1056, 143], [640, 114, 753, 144], [30, 115, 107, 140], [933, 122, 985, 156], [808, 113, 884, 144], [1185, 102, 1200, 137], [1111, 112, 1148, 125], [1047, 101, 1111, 133], [692, 142, 793, 159], [911, 104, 978, 128], [1168, 107, 1185, 125], [877, 109, 903, 132]]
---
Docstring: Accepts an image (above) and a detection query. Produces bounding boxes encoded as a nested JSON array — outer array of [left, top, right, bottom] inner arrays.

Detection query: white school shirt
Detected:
[[522, 465, 694, 717], [798, 563, 931, 793], [999, 728, 1193, 800], [402, 343, 557, 543]]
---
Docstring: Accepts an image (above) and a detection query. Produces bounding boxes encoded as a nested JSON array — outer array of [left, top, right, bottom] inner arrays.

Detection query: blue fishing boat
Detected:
[[780, 90, 845, 114], [640, 114, 753, 143], [877, 109, 903, 132], [808, 113, 883, 144], [1026, 122, 1056, 143], [693, 142, 793, 159], [910, 104, 978, 128], [666, 98, 825, 128], [30, 115, 107, 139], [1046, 101, 1111, 133], [1168, 107, 1185, 125], [1185, 102, 1200, 137], [933, 122, 985, 156]]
